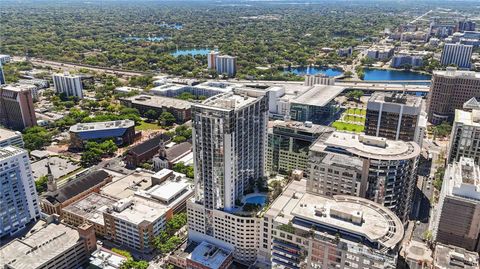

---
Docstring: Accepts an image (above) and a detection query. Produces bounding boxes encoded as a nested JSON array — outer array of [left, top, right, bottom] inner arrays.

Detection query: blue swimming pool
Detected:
[[244, 195, 267, 205]]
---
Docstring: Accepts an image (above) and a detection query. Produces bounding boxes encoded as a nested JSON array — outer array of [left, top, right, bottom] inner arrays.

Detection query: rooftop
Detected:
[[187, 241, 232, 269], [138, 176, 192, 205], [31, 156, 81, 180], [1, 84, 36, 93], [0, 221, 83, 269], [270, 120, 335, 135], [311, 132, 420, 160], [0, 146, 25, 160], [123, 95, 191, 110], [127, 133, 170, 156], [63, 193, 118, 225], [368, 92, 422, 108], [455, 108, 480, 126], [434, 68, 480, 80], [166, 142, 192, 161], [443, 157, 480, 201], [101, 170, 154, 199], [69, 120, 134, 133], [198, 88, 265, 111], [434, 243, 479, 269], [0, 127, 22, 142], [109, 196, 168, 225], [53, 73, 82, 78], [291, 85, 345, 107], [89, 247, 128, 269], [268, 180, 404, 250], [43, 170, 111, 205]]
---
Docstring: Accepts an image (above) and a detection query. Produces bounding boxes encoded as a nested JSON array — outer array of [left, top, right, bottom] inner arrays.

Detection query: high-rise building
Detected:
[[308, 132, 420, 221], [0, 63, 5, 85], [458, 20, 476, 32], [433, 157, 480, 252], [448, 101, 480, 163], [265, 120, 334, 175], [0, 146, 40, 238], [304, 74, 335, 86], [365, 92, 426, 146], [52, 73, 84, 99], [258, 179, 404, 269], [215, 55, 236, 77], [0, 127, 24, 148], [0, 84, 37, 131], [427, 68, 480, 124], [440, 43, 473, 68], [207, 50, 220, 69], [187, 88, 268, 263]]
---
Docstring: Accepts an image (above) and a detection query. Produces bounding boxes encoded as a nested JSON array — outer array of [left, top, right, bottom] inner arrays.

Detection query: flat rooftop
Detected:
[[311, 132, 420, 160], [109, 196, 168, 225], [0, 127, 21, 141], [63, 193, 117, 225], [69, 120, 134, 132], [53, 73, 82, 78], [268, 180, 404, 249], [0, 146, 25, 160], [434, 243, 479, 269], [123, 95, 191, 110], [444, 157, 480, 200], [291, 85, 345, 107], [188, 241, 232, 269], [455, 109, 480, 126], [101, 170, 154, 199], [368, 92, 422, 108], [0, 221, 82, 269], [31, 156, 81, 180], [434, 69, 480, 80], [270, 120, 334, 135], [1, 84, 36, 92], [199, 88, 264, 111]]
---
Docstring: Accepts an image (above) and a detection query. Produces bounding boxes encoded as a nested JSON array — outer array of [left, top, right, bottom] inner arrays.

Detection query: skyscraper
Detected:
[[308, 132, 420, 221], [0, 146, 40, 238], [52, 73, 84, 99], [440, 43, 473, 68], [187, 88, 268, 263], [207, 50, 219, 69], [215, 55, 237, 77], [427, 68, 480, 124], [365, 92, 426, 146], [0, 84, 37, 131], [0, 63, 5, 85], [448, 99, 480, 164]]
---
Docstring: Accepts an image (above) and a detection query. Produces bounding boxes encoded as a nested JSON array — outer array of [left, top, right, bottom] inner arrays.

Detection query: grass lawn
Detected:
[[346, 108, 366, 116], [332, 121, 365, 133], [136, 121, 163, 131]]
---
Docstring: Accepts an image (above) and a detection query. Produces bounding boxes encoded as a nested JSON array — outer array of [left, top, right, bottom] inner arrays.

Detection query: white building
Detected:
[[0, 127, 24, 148], [187, 88, 268, 263], [0, 146, 40, 237], [215, 55, 237, 77], [52, 73, 84, 99], [448, 100, 480, 164], [304, 74, 335, 86], [440, 43, 473, 68], [0, 54, 11, 64]]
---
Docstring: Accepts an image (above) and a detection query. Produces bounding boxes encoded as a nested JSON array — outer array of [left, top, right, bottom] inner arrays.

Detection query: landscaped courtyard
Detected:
[[332, 107, 366, 133]]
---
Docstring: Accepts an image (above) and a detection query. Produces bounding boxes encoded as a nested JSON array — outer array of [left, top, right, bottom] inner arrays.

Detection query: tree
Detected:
[[23, 126, 52, 151], [343, 71, 353, 77], [144, 109, 158, 120], [159, 111, 176, 126], [172, 136, 186, 143], [173, 162, 194, 178], [120, 260, 149, 269], [35, 175, 49, 193]]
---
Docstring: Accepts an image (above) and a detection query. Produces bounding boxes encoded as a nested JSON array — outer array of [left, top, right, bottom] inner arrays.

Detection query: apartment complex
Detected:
[[121, 95, 192, 122], [52, 73, 84, 99], [265, 120, 334, 175], [0, 127, 24, 148], [0, 146, 40, 238], [258, 179, 404, 269], [448, 103, 480, 163], [69, 120, 136, 149], [390, 54, 424, 68], [207, 50, 220, 69], [0, 84, 37, 131], [308, 132, 420, 221], [0, 220, 96, 269], [365, 92, 425, 146], [366, 45, 394, 60], [426, 68, 480, 124], [215, 55, 237, 77], [187, 88, 268, 263], [440, 43, 473, 68], [433, 157, 480, 252]]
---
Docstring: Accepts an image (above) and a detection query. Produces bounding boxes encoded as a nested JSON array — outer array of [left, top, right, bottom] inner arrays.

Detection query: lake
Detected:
[[363, 68, 431, 81], [285, 66, 343, 76], [171, 48, 211, 57]]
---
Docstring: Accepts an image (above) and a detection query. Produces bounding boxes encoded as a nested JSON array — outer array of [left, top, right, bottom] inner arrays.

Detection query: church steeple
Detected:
[[46, 159, 57, 192]]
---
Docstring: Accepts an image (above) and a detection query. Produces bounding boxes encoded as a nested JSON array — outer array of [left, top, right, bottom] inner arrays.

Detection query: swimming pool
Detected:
[[243, 194, 267, 206]]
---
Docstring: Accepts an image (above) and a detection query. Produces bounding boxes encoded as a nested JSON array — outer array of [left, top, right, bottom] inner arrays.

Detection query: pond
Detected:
[[284, 66, 344, 76], [363, 68, 431, 81], [171, 48, 211, 57]]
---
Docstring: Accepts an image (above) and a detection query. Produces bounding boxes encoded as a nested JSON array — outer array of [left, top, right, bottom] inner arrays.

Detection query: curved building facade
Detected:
[[308, 132, 420, 222]]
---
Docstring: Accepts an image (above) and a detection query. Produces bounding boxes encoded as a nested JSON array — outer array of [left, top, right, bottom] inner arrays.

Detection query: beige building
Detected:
[[433, 243, 479, 269], [433, 157, 480, 251], [0, 219, 96, 269], [308, 132, 420, 221], [448, 101, 480, 164], [427, 68, 480, 124], [258, 179, 404, 269]]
